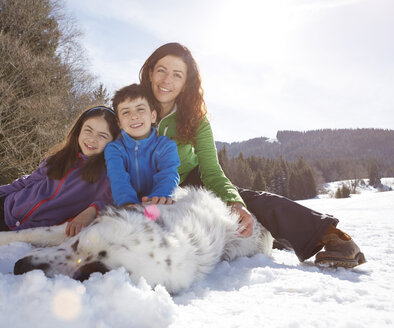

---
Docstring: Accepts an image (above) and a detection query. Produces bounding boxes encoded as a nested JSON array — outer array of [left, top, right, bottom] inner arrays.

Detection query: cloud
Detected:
[[66, 0, 394, 141]]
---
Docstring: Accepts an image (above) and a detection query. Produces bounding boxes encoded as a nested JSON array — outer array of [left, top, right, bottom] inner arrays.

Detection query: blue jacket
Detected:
[[0, 154, 112, 230], [104, 128, 180, 206]]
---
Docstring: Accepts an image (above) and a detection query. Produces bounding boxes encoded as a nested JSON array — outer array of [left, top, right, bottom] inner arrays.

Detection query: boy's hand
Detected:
[[141, 196, 174, 205], [66, 206, 96, 237]]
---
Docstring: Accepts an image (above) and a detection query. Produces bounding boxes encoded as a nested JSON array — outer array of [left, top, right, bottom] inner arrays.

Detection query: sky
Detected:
[[1, 179, 393, 327], [64, 0, 394, 142]]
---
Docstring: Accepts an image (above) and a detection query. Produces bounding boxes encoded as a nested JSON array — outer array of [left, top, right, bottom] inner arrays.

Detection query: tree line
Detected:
[[218, 145, 384, 200], [218, 147, 317, 200], [216, 128, 394, 186]]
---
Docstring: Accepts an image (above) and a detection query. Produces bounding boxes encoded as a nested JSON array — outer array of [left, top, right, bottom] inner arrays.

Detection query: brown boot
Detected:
[[315, 225, 366, 268]]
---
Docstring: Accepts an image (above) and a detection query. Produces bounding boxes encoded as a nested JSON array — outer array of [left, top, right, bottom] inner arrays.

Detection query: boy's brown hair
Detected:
[[112, 83, 156, 116]]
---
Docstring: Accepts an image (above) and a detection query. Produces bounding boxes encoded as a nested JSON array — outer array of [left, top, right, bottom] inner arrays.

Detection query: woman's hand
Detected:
[[229, 202, 254, 237], [66, 206, 96, 237], [141, 196, 174, 205]]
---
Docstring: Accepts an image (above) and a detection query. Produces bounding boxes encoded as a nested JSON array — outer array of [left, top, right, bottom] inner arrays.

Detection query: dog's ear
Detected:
[[72, 261, 109, 281], [14, 256, 50, 275]]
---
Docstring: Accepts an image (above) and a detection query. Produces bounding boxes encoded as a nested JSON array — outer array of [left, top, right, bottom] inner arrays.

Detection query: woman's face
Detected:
[[149, 55, 188, 114]]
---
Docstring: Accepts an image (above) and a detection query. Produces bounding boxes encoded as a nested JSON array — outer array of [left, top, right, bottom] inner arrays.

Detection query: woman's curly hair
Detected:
[[140, 43, 207, 144]]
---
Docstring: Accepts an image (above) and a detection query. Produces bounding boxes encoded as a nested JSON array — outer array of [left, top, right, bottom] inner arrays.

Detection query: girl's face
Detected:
[[149, 55, 188, 114], [78, 116, 113, 156]]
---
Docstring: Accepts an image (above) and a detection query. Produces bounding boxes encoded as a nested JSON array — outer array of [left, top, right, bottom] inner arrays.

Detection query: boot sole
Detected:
[[315, 252, 366, 269]]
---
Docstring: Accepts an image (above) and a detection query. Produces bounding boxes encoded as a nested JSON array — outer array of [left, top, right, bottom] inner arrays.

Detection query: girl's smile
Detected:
[[78, 116, 113, 156]]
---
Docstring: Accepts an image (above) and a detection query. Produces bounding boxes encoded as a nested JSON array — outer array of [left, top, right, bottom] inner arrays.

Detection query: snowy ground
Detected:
[[1, 180, 393, 328]]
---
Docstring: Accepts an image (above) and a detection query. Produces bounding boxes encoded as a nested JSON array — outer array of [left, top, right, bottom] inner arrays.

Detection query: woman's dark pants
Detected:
[[180, 166, 338, 262]]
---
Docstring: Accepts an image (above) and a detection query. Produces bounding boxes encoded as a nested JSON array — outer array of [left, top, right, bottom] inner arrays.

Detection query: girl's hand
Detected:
[[66, 206, 96, 237], [141, 196, 174, 205], [229, 203, 254, 238]]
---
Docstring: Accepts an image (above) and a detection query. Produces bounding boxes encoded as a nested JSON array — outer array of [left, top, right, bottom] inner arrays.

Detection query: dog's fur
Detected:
[[0, 187, 272, 294]]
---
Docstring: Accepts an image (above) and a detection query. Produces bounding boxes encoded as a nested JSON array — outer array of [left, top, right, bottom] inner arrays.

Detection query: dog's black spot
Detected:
[[73, 261, 109, 282], [98, 251, 107, 258], [165, 257, 172, 267], [46, 228, 52, 232], [144, 223, 154, 233], [149, 237, 154, 242], [71, 240, 79, 252], [85, 255, 93, 262], [149, 252, 154, 258], [159, 237, 168, 248], [57, 248, 66, 252], [188, 233, 200, 247], [14, 256, 50, 275], [126, 207, 140, 213], [121, 244, 130, 251], [159, 237, 169, 248], [65, 255, 71, 260]]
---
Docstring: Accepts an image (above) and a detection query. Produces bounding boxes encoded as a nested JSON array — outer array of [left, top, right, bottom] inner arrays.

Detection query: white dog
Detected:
[[0, 187, 272, 294]]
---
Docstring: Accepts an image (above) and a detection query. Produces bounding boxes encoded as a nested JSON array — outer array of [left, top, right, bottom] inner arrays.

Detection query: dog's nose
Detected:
[[14, 256, 49, 275], [73, 261, 109, 282]]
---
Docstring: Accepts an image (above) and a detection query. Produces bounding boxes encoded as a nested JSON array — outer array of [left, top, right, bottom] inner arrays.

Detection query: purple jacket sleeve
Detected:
[[0, 160, 48, 198], [90, 177, 113, 213]]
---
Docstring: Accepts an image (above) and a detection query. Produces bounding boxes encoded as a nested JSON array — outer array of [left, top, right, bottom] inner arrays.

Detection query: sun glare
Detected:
[[52, 287, 84, 321], [207, 0, 299, 64]]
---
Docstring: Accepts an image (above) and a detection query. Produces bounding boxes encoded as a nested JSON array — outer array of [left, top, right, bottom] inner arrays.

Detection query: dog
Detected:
[[0, 187, 272, 294]]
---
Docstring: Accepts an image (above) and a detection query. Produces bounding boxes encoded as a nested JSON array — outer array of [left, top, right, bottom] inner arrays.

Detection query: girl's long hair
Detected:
[[46, 106, 120, 183], [140, 42, 207, 144]]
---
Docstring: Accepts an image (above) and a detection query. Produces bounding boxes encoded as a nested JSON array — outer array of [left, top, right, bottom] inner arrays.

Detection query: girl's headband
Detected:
[[86, 106, 116, 115]]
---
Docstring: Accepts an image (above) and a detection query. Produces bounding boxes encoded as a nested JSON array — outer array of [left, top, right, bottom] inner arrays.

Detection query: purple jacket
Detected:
[[0, 154, 112, 230]]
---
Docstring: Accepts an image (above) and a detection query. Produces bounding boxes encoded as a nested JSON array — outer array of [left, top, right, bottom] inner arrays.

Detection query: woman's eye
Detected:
[[175, 73, 183, 79]]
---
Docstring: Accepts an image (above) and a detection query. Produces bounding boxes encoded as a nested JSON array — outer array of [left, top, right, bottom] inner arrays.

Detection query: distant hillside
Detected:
[[216, 128, 393, 161], [216, 128, 394, 181]]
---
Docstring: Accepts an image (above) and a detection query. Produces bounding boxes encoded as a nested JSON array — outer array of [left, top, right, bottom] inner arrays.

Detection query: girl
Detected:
[[0, 106, 120, 237], [139, 42, 366, 268]]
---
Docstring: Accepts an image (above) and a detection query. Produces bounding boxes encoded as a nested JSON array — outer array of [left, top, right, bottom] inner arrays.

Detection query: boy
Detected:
[[104, 84, 180, 207]]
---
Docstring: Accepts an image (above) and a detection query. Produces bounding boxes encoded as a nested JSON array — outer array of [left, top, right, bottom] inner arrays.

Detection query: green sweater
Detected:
[[157, 109, 244, 205]]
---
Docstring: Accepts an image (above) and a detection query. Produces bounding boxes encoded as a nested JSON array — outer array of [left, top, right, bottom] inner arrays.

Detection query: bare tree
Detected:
[[0, 0, 98, 184]]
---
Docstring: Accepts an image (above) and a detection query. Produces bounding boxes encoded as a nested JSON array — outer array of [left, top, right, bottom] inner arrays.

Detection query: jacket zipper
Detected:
[[134, 143, 141, 191], [163, 125, 168, 136]]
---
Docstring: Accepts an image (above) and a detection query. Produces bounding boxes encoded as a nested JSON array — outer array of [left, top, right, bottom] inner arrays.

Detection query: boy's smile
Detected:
[[117, 97, 157, 140]]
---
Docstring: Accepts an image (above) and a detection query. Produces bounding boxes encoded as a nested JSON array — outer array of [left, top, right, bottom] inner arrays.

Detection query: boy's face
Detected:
[[117, 97, 157, 140]]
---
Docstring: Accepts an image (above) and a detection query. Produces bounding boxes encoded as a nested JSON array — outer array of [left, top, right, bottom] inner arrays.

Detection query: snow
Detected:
[[1, 180, 394, 328]]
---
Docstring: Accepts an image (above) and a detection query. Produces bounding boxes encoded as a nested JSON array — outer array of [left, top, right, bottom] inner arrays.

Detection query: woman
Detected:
[[139, 42, 366, 268]]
